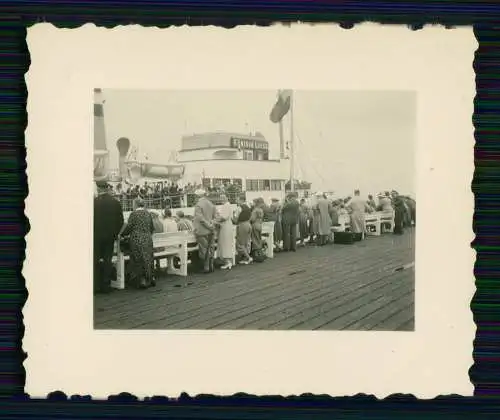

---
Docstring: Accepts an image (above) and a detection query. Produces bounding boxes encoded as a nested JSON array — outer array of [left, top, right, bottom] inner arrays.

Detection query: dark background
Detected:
[[0, 1, 499, 418]]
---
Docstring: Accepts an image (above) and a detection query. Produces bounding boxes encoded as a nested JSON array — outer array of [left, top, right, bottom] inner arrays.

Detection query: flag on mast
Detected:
[[269, 89, 293, 123]]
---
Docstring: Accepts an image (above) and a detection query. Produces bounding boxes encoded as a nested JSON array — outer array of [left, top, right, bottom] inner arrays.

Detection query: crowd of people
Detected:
[[107, 180, 244, 209], [93, 181, 415, 294]]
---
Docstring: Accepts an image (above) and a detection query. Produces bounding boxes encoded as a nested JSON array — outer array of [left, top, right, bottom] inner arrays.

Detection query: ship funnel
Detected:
[[93, 88, 109, 181], [116, 137, 131, 180]]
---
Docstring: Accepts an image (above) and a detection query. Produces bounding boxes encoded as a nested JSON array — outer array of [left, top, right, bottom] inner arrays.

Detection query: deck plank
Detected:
[[168, 248, 409, 330], [212, 253, 411, 330], [396, 316, 415, 331], [96, 241, 374, 326], [94, 229, 415, 331], [341, 270, 414, 331], [274, 271, 412, 330], [373, 301, 415, 331]]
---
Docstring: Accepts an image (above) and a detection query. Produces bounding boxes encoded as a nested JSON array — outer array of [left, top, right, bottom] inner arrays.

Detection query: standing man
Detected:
[[347, 189, 370, 240], [193, 190, 217, 273], [391, 191, 406, 235], [316, 193, 332, 246], [281, 192, 300, 252], [94, 181, 124, 294]]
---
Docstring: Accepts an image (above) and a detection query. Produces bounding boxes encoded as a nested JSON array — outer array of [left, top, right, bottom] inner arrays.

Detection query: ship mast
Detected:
[[279, 90, 285, 160]]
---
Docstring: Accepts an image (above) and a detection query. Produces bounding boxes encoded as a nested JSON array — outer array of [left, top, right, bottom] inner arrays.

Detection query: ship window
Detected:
[[257, 180, 265, 191], [270, 180, 282, 191], [213, 178, 224, 187], [244, 151, 254, 160], [232, 178, 242, 188], [255, 152, 266, 161], [246, 179, 259, 191], [264, 180, 271, 191]]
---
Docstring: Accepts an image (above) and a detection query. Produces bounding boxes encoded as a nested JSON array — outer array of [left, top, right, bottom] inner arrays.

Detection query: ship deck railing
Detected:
[[113, 191, 247, 212]]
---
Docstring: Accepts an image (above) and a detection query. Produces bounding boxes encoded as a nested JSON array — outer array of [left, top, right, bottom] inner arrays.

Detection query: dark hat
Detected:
[[96, 181, 110, 190]]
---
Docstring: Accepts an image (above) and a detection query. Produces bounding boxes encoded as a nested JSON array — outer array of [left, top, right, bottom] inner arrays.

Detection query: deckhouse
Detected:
[[178, 131, 290, 202]]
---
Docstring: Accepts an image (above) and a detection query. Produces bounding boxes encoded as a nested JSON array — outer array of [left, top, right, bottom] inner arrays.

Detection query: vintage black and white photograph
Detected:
[[25, 23, 475, 398], [93, 89, 416, 330]]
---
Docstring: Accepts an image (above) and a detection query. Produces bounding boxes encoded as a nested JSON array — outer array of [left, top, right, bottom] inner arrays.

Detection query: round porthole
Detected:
[[173, 256, 181, 269]]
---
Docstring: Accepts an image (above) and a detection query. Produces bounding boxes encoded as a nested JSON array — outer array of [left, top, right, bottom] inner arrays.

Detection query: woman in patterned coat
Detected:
[[121, 198, 155, 289]]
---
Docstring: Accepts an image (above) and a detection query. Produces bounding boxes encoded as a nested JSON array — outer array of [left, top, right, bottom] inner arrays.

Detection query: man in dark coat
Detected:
[[94, 181, 124, 293], [281, 192, 300, 252], [401, 196, 416, 226]]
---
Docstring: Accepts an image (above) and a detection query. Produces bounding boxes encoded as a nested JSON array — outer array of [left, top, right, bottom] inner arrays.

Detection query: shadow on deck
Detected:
[[94, 229, 415, 331]]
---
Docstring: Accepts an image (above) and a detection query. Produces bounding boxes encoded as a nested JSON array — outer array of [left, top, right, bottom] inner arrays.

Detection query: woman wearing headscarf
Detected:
[[216, 194, 234, 270], [120, 197, 155, 289], [250, 197, 265, 257]]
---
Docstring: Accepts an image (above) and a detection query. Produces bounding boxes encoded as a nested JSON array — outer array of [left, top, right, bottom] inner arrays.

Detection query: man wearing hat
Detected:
[[281, 192, 300, 252], [94, 181, 124, 293], [193, 189, 217, 273], [268, 198, 283, 250]]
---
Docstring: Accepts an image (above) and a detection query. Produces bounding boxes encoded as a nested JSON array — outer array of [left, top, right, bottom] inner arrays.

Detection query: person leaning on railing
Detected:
[[162, 208, 179, 233], [175, 211, 193, 232], [119, 197, 156, 289]]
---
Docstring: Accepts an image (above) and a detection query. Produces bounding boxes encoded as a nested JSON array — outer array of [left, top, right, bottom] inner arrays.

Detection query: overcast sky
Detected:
[[100, 89, 416, 197]]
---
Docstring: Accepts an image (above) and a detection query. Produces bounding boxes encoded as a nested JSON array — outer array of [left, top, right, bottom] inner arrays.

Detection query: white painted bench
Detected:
[[364, 213, 381, 236], [379, 211, 395, 233], [111, 221, 276, 289], [185, 221, 275, 262], [111, 231, 190, 290], [336, 211, 394, 236], [337, 214, 351, 232]]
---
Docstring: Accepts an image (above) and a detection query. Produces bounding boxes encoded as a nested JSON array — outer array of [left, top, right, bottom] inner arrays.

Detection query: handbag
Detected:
[[119, 236, 131, 253], [252, 248, 267, 263]]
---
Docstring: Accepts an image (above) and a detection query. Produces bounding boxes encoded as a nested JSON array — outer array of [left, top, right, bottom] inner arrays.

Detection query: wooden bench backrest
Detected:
[[153, 231, 189, 248], [119, 221, 277, 252]]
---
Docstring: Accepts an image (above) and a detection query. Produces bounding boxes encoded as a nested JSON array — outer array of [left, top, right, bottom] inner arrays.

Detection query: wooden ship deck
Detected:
[[94, 229, 415, 331]]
